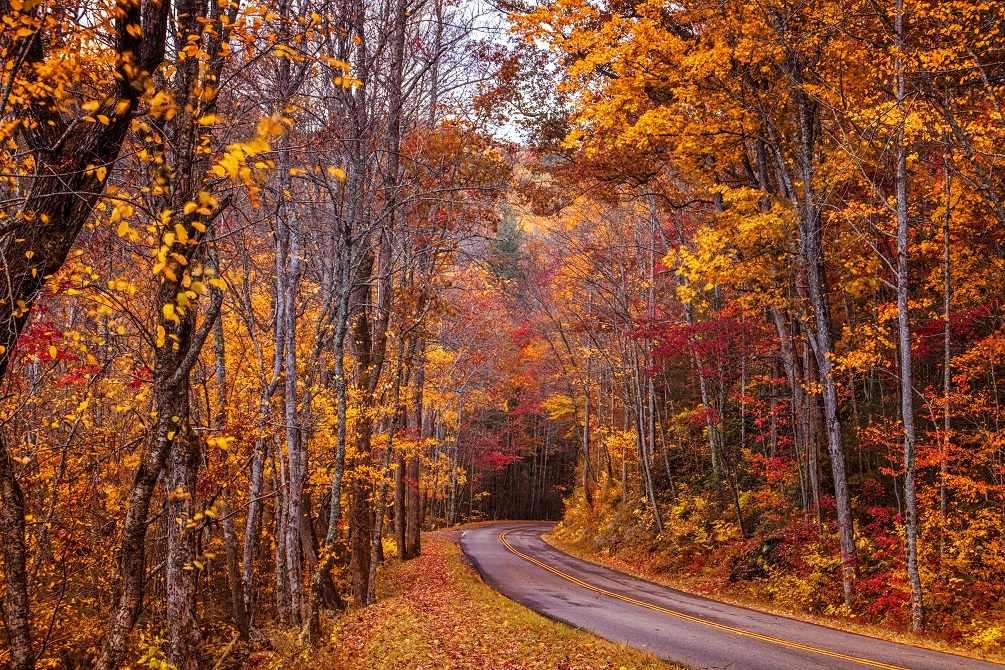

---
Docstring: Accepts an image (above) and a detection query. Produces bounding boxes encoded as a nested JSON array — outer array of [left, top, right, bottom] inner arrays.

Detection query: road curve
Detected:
[[459, 522, 1003, 670]]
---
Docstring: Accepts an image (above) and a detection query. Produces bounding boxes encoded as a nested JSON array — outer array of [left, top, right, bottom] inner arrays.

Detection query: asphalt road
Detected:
[[459, 522, 1004, 670]]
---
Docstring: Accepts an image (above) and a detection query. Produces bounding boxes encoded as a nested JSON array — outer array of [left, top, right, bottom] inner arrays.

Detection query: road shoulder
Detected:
[[263, 534, 684, 670]]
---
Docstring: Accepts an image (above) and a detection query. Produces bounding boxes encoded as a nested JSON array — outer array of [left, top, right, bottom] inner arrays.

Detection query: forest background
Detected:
[[2, 0, 1005, 667]]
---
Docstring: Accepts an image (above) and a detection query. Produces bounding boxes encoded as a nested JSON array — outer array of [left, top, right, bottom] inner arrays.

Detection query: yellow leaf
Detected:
[[163, 303, 179, 324]]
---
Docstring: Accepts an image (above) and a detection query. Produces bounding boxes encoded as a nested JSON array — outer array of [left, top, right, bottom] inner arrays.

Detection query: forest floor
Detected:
[[544, 530, 1005, 666], [255, 533, 680, 670]]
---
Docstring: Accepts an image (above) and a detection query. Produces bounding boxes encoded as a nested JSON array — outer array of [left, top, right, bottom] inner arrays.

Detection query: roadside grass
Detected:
[[544, 530, 1005, 666], [262, 536, 681, 670]]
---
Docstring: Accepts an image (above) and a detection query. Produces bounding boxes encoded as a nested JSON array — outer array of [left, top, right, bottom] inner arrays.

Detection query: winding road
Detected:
[[459, 522, 1003, 670]]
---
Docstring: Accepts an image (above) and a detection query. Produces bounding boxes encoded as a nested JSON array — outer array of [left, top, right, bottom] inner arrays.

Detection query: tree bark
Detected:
[[894, 3, 924, 629], [349, 429, 373, 605], [941, 150, 952, 565], [0, 434, 32, 670], [405, 344, 425, 559], [786, 88, 857, 607], [368, 334, 407, 603], [394, 452, 407, 557], [303, 211, 354, 644], [96, 279, 220, 669], [166, 433, 201, 670], [280, 183, 305, 627], [213, 309, 250, 640], [245, 194, 289, 623]]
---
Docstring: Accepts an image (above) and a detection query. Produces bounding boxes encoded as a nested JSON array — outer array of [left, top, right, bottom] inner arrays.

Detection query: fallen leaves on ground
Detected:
[[333, 537, 675, 670]]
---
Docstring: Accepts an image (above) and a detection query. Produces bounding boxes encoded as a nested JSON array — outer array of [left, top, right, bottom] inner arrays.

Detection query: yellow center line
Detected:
[[499, 528, 907, 670]]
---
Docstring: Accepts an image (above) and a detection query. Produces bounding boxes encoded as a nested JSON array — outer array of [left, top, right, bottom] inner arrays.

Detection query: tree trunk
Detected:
[[246, 194, 289, 624], [894, 7, 924, 629], [395, 452, 406, 558], [368, 334, 407, 603], [96, 257, 220, 670], [95, 416, 173, 669], [0, 435, 32, 670], [793, 89, 857, 607], [166, 432, 200, 670], [349, 424, 373, 605], [405, 345, 425, 559], [805, 346, 823, 528], [221, 497, 250, 640], [273, 446, 291, 623], [771, 306, 810, 512], [213, 312, 250, 640], [941, 149, 952, 565], [303, 220, 353, 643], [805, 228, 856, 608], [281, 197, 305, 627], [631, 358, 663, 532]]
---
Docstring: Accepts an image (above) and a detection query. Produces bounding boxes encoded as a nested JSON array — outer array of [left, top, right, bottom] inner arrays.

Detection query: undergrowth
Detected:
[[552, 477, 1005, 662]]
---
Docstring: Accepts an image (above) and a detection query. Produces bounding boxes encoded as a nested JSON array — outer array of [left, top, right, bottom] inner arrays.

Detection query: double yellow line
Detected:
[[499, 529, 907, 670]]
